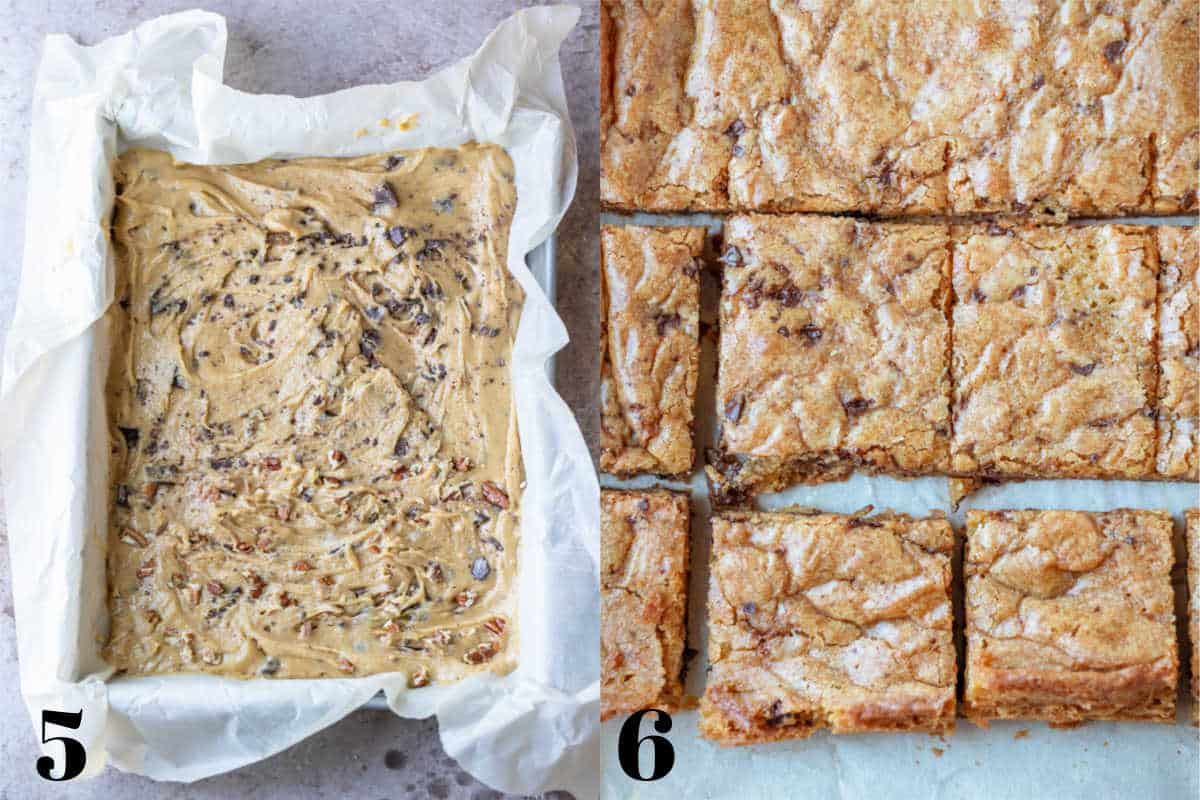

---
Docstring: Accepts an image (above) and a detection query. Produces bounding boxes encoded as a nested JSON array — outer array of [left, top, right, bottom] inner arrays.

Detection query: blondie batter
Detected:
[[1156, 226, 1199, 479], [950, 224, 1158, 480], [601, 489, 690, 721], [964, 509, 1178, 725], [700, 510, 956, 744], [600, 225, 704, 477], [105, 145, 521, 682], [600, 0, 1198, 217], [710, 216, 951, 503]]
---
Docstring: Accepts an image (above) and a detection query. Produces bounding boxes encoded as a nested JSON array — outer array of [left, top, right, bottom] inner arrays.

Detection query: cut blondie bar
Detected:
[[1188, 509, 1199, 722], [601, 489, 690, 721], [700, 509, 956, 744], [710, 215, 951, 502], [1155, 226, 1199, 480], [950, 224, 1158, 480], [964, 509, 1178, 725], [600, 225, 704, 477]]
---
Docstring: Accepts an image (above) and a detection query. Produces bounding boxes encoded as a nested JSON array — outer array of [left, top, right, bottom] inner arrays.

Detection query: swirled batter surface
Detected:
[[104, 144, 521, 683]]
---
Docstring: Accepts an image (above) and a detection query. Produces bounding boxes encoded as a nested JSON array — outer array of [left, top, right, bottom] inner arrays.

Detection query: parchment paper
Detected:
[[599, 212, 1200, 800], [1, 7, 600, 797]]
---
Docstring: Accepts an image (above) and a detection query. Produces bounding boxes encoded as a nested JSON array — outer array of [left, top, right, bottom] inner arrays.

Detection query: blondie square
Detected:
[[1155, 226, 1199, 479], [1189, 509, 1199, 721], [600, 225, 704, 477], [700, 510, 955, 744], [710, 215, 951, 502], [964, 509, 1178, 725], [600, 0, 1198, 217], [950, 224, 1158, 479], [601, 489, 691, 721]]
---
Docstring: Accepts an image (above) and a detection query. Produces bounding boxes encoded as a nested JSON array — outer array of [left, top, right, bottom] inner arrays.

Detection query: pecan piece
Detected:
[[480, 481, 509, 509], [464, 641, 499, 665], [121, 528, 148, 547]]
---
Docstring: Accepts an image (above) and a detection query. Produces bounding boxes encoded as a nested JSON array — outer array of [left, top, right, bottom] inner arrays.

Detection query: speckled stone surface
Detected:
[[0, 1, 599, 797]]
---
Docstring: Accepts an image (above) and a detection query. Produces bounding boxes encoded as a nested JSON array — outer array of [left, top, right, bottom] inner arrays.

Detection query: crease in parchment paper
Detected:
[[2, 7, 600, 798]]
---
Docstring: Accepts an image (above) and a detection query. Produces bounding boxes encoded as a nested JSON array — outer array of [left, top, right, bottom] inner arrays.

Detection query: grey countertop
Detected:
[[0, 1, 599, 798]]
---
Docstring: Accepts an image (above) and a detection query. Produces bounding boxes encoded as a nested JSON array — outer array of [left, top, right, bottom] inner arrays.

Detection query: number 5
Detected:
[[36, 709, 87, 781]]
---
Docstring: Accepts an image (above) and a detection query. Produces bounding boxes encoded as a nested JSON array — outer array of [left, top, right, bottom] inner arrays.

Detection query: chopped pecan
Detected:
[[464, 641, 499, 665], [480, 481, 509, 509]]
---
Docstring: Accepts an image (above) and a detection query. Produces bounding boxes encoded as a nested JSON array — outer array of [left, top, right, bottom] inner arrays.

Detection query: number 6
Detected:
[[617, 708, 675, 781]]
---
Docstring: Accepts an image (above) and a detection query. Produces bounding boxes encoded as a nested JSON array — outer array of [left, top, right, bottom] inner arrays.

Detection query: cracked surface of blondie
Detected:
[[711, 216, 951, 502], [950, 224, 1158, 479], [964, 509, 1178, 724], [601, 0, 1198, 216], [601, 489, 690, 721], [700, 510, 955, 744], [601, 225, 704, 477], [1155, 226, 1199, 479]]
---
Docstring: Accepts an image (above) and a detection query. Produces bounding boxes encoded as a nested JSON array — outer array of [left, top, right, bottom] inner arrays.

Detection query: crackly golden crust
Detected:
[[600, 0, 1199, 217], [601, 489, 691, 722], [699, 510, 956, 744], [1156, 227, 1199, 479], [950, 224, 1158, 480], [1189, 509, 1200, 722], [600, 0, 722, 211], [600, 225, 704, 477], [964, 509, 1178, 725], [710, 216, 951, 502]]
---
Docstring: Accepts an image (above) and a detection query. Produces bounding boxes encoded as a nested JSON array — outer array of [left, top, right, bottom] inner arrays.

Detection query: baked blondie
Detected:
[[600, 0, 1198, 217], [106, 145, 521, 682], [600, 225, 704, 477], [1189, 509, 1199, 721], [950, 224, 1158, 480], [964, 509, 1178, 725], [1155, 226, 1199, 480], [700, 510, 956, 744], [709, 215, 951, 503], [601, 489, 690, 721]]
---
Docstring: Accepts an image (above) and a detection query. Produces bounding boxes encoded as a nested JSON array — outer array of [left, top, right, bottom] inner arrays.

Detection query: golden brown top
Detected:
[[601, 489, 690, 721], [951, 224, 1158, 479], [1156, 226, 1199, 479], [600, 0, 719, 211], [964, 509, 1177, 716], [601, 0, 1199, 217], [701, 510, 955, 742], [717, 215, 951, 475], [600, 225, 703, 477], [104, 144, 522, 682]]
